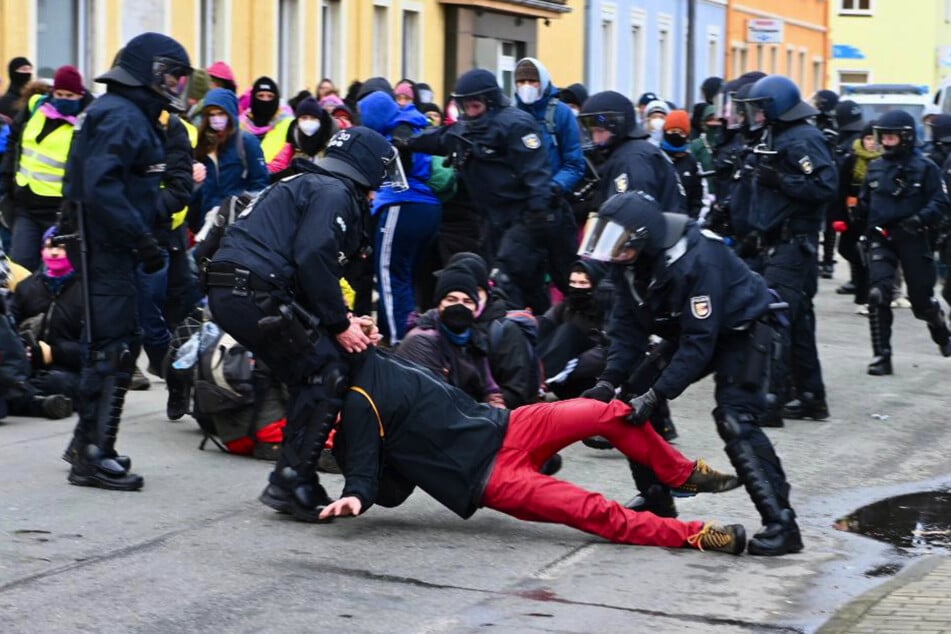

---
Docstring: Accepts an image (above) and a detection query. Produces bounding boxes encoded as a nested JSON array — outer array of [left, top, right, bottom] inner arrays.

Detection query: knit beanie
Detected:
[[645, 100, 669, 117], [434, 266, 480, 305], [295, 96, 322, 118], [514, 60, 540, 83], [444, 252, 490, 291], [53, 65, 84, 95], [664, 110, 691, 134]]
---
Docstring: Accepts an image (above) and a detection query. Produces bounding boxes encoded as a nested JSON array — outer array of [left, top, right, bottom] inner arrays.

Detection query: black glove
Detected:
[[899, 214, 925, 233], [581, 379, 616, 403], [627, 388, 658, 426], [755, 164, 783, 190], [135, 233, 165, 274]]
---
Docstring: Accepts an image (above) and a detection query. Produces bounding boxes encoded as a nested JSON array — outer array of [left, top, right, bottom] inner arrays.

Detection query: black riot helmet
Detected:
[[96, 32, 193, 112], [740, 75, 819, 131], [835, 99, 864, 133], [317, 126, 408, 191], [715, 71, 766, 129], [927, 114, 951, 144], [873, 109, 917, 157], [579, 191, 688, 264], [812, 89, 839, 115], [451, 69, 504, 115], [578, 90, 637, 149]]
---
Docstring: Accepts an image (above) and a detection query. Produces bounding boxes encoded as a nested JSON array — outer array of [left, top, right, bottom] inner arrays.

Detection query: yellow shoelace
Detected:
[[686, 522, 731, 551]]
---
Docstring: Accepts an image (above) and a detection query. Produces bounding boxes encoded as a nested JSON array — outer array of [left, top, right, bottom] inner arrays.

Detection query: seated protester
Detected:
[[320, 95, 354, 130], [321, 348, 747, 555], [660, 110, 703, 219], [444, 252, 540, 408], [7, 226, 77, 418], [194, 88, 269, 219], [395, 266, 504, 408], [269, 97, 336, 181], [239, 77, 294, 174], [538, 259, 609, 400]]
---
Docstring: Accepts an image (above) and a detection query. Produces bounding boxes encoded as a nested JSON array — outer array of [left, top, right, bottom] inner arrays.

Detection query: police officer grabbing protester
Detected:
[[206, 126, 400, 521], [62, 33, 193, 491], [578, 191, 802, 556], [735, 75, 838, 424], [857, 110, 951, 375]]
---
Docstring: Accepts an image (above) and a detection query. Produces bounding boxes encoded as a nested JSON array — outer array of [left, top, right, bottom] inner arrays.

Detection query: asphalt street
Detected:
[[2, 267, 950, 634]]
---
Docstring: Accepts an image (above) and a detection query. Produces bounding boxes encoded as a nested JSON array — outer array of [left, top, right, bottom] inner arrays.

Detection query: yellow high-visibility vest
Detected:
[[14, 95, 73, 198], [259, 117, 292, 164]]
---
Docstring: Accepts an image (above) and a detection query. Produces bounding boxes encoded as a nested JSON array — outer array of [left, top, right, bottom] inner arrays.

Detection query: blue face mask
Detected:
[[52, 98, 81, 116]]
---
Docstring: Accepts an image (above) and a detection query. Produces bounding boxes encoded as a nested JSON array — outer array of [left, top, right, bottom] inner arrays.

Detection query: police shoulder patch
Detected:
[[690, 295, 712, 319], [798, 155, 814, 175], [615, 173, 629, 193], [521, 133, 541, 150]]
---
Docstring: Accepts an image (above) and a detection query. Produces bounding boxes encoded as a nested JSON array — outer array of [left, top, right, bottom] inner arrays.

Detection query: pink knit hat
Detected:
[[206, 61, 235, 83]]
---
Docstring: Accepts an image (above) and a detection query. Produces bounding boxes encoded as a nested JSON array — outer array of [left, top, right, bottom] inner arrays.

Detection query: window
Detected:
[[122, 0, 166, 44], [731, 45, 746, 77], [201, 0, 229, 67], [498, 41, 519, 96], [707, 28, 720, 77], [786, 46, 794, 77], [770, 46, 778, 74], [37, 0, 85, 80], [657, 16, 673, 99], [839, 70, 869, 87], [798, 50, 807, 86], [278, 0, 301, 96], [812, 60, 824, 94], [839, 0, 873, 14], [755, 44, 764, 72], [321, 0, 343, 85], [601, 17, 616, 90], [402, 10, 420, 79], [631, 23, 644, 98], [373, 4, 389, 77]]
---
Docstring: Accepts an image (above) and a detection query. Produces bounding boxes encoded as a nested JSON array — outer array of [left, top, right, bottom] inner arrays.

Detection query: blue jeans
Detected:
[[134, 248, 171, 362], [11, 213, 56, 271]]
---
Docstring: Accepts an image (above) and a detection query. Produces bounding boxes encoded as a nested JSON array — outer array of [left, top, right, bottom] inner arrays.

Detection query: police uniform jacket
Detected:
[[212, 162, 366, 335], [63, 86, 167, 249], [409, 106, 551, 227], [594, 133, 685, 213], [336, 350, 509, 518], [859, 149, 951, 230], [600, 224, 772, 399], [746, 121, 838, 237]]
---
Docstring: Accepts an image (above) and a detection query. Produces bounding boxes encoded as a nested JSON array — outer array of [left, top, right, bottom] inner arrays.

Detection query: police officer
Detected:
[[813, 89, 841, 280], [60, 33, 192, 490], [857, 110, 951, 375], [737, 75, 838, 423], [407, 69, 563, 314], [924, 115, 951, 318], [577, 90, 685, 213], [206, 126, 399, 521], [578, 191, 801, 556]]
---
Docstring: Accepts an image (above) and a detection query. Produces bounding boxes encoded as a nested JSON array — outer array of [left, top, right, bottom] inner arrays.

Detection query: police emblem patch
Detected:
[[798, 156, 814, 174], [522, 133, 541, 149], [690, 295, 711, 319], [614, 173, 629, 193]]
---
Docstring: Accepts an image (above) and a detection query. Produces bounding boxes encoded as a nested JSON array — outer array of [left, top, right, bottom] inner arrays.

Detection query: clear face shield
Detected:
[[714, 91, 741, 129], [152, 56, 193, 113], [577, 111, 626, 149], [577, 215, 646, 263], [380, 145, 409, 192], [741, 98, 771, 132]]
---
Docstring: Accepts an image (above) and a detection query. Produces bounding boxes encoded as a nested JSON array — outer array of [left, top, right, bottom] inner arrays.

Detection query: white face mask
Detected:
[[648, 117, 666, 131], [298, 119, 321, 136], [517, 84, 541, 105], [209, 114, 229, 131]]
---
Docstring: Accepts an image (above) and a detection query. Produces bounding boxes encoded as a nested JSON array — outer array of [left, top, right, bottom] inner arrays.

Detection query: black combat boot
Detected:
[[921, 300, 951, 357], [782, 392, 829, 420], [624, 484, 678, 518], [867, 301, 893, 376], [25, 394, 73, 419]]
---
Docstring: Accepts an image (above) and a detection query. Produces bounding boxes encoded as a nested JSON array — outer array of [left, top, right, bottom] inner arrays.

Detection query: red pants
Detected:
[[481, 399, 705, 548]]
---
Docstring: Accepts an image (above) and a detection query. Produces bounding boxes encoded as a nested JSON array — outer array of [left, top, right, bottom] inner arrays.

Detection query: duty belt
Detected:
[[204, 262, 277, 296]]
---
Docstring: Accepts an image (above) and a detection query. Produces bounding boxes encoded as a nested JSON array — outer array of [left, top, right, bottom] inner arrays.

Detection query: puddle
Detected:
[[835, 489, 951, 553]]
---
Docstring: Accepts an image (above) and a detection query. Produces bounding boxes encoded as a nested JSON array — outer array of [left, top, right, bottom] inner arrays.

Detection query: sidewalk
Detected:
[[818, 555, 951, 633]]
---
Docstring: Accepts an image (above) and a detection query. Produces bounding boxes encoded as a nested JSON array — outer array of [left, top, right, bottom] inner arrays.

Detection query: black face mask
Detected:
[[663, 132, 688, 149], [251, 98, 280, 126], [10, 71, 31, 89], [566, 287, 594, 311], [441, 303, 475, 334]]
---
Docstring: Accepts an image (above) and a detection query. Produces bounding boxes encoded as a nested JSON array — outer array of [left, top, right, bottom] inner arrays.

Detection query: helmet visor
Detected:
[[380, 145, 409, 192], [152, 56, 193, 113], [578, 216, 645, 262], [741, 98, 771, 131], [714, 91, 745, 129]]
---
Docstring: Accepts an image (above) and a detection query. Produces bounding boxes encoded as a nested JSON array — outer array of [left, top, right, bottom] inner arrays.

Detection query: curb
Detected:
[[816, 554, 949, 633]]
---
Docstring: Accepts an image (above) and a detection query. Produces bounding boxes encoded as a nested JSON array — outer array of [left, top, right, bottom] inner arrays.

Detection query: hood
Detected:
[[514, 57, 555, 108], [204, 87, 239, 124], [358, 90, 428, 135]]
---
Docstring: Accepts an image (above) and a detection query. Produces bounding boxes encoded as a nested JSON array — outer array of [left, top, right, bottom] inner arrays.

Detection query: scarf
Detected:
[[851, 138, 882, 186], [39, 101, 78, 125]]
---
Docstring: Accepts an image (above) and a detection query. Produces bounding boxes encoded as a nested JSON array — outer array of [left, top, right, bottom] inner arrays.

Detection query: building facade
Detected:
[[0, 0, 584, 109], [724, 0, 829, 95], [584, 0, 727, 108], [828, 0, 951, 93]]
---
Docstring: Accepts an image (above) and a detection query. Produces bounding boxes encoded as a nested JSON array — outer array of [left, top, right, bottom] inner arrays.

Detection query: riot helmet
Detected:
[[317, 126, 408, 191], [740, 75, 818, 131], [578, 90, 636, 149], [927, 114, 951, 144], [451, 69, 504, 118], [579, 191, 685, 263], [812, 89, 839, 115], [714, 71, 766, 130], [873, 110, 917, 158], [96, 32, 193, 112], [835, 99, 864, 133]]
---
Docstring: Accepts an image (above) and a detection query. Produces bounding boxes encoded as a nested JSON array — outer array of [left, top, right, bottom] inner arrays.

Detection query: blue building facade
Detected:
[[583, 0, 726, 109]]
